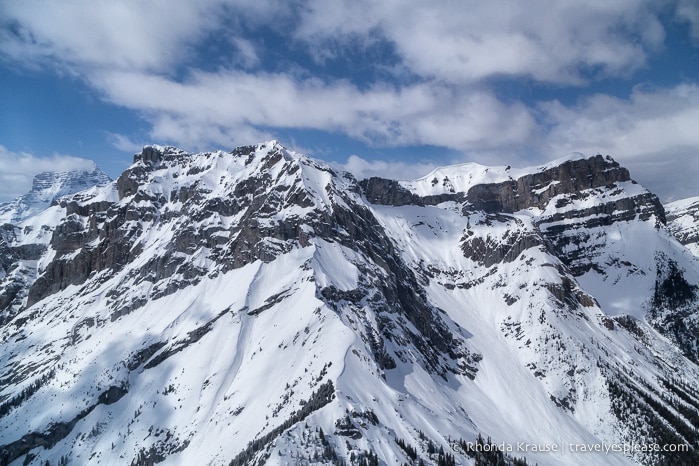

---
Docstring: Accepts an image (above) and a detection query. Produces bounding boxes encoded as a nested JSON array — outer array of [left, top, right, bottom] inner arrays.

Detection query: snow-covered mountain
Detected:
[[666, 197, 699, 257], [0, 168, 112, 323], [0, 167, 111, 225], [1, 142, 698, 466]]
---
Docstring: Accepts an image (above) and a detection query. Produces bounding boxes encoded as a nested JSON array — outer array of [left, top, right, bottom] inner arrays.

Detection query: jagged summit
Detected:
[[132, 140, 303, 167], [1, 142, 698, 466], [0, 166, 111, 224], [115, 141, 347, 214]]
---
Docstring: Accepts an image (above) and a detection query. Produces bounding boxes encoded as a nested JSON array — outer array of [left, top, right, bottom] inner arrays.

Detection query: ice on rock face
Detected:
[[0, 144, 698, 466]]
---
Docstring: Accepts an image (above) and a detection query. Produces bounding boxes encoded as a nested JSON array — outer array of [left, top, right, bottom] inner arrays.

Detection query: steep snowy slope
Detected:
[[666, 197, 699, 257], [1, 144, 698, 466], [371, 154, 699, 466]]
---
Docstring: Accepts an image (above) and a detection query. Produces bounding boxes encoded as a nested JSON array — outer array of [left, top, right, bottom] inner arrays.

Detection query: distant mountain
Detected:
[[0, 167, 111, 224], [666, 197, 699, 257], [0, 143, 698, 466], [0, 166, 112, 324]]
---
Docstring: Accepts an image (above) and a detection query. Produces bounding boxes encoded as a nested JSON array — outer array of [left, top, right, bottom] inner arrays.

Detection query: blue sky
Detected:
[[1, 0, 698, 202]]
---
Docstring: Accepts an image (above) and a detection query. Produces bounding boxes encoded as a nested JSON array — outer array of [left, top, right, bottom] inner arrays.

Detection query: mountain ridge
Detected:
[[0, 166, 111, 225], [0, 142, 698, 466]]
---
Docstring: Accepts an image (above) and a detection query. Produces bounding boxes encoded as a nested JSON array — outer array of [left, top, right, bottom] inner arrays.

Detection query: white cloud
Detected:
[[1, 1, 672, 85], [542, 84, 699, 158], [231, 37, 260, 69], [0, 146, 96, 202], [106, 133, 145, 153], [336, 155, 440, 181], [677, 0, 699, 39], [149, 114, 274, 151], [295, 0, 665, 84], [0, 0, 681, 155], [92, 69, 538, 152], [0, 0, 226, 72]]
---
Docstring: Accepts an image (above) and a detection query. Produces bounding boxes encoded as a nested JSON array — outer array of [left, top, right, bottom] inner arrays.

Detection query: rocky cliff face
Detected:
[[1, 145, 698, 466], [465, 155, 633, 211], [0, 168, 111, 225], [666, 197, 699, 257], [0, 224, 46, 323], [392, 154, 668, 276], [0, 169, 112, 323]]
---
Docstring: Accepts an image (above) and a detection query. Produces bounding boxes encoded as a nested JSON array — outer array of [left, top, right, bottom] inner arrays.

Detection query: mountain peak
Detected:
[[0, 166, 111, 224], [118, 142, 336, 204], [401, 153, 624, 198]]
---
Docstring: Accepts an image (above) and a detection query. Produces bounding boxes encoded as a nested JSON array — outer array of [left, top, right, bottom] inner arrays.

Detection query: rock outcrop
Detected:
[[464, 155, 633, 212], [666, 197, 699, 256]]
